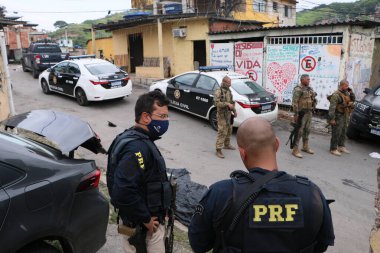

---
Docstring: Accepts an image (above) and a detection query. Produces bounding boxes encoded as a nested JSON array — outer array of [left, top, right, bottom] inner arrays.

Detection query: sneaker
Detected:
[[216, 149, 225, 158], [338, 146, 350, 154], [330, 149, 342, 156], [224, 145, 236, 150]]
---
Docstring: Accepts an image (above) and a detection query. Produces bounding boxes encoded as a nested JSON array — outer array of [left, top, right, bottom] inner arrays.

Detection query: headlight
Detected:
[[355, 102, 370, 114]]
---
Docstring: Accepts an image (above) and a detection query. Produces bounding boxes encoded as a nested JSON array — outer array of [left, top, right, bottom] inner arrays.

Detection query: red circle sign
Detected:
[[246, 69, 258, 81], [301, 56, 316, 72]]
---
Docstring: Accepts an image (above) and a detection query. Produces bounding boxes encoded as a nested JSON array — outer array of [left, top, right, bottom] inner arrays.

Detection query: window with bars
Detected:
[[268, 35, 343, 45], [253, 0, 266, 12], [273, 2, 278, 12]]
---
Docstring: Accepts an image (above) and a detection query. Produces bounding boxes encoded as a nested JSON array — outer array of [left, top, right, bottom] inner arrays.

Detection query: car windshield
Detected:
[[85, 62, 121, 75], [231, 78, 266, 95], [34, 45, 61, 53], [375, 87, 380, 96]]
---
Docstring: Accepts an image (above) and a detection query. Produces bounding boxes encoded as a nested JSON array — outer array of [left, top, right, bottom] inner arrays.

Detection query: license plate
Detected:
[[370, 128, 380, 136], [111, 81, 122, 87], [262, 104, 271, 111]]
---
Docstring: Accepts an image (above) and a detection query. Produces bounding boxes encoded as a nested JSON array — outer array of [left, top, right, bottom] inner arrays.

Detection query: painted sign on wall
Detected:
[[234, 42, 264, 86], [266, 44, 300, 105], [210, 43, 234, 71], [299, 44, 342, 110], [346, 33, 375, 100]]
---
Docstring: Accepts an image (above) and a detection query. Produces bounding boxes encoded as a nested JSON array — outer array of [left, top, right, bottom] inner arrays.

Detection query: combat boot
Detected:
[[330, 149, 342, 156], [216, 149, 225, 159], [301, 140, 314, 154], [292, 147, 303, 158], [224, 144, 236, 150], [338, 146, 350, 154]]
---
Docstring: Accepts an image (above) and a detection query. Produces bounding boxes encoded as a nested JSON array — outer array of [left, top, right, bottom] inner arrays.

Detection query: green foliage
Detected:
[[296, 0, 379, 25], [53, 20, 68, 29], [48, 12, 124, 47]]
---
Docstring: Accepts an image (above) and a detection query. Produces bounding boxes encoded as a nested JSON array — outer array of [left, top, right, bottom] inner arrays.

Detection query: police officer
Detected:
[[291, 74, 317, 158], [108, 91, 171, 253], [189, 117, 335, 253], [328, 80, 355, 156], [214, 76, 237, 159]]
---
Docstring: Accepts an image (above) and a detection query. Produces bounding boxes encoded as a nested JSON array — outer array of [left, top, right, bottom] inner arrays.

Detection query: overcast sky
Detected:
[[2, 0, 357, 31]]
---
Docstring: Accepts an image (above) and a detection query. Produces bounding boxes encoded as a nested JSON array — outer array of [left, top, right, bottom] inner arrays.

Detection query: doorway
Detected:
[[129, 34, 144, 73], [193, 40, 206, 69]]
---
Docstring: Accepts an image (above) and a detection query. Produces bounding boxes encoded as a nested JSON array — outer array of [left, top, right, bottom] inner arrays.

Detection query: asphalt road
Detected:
[[8, 65, 380, 253]]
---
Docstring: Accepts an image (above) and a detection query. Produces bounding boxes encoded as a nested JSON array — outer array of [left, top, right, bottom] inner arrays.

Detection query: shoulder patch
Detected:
[[194, 204, 204, 215], [249, 197, 304, 229], [134, 151, 145, 170]]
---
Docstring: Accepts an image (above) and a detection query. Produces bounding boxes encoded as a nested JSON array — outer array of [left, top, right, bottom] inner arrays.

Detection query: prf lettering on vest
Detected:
[[253, 204, 298, 222], [134, 152, 145, 170]]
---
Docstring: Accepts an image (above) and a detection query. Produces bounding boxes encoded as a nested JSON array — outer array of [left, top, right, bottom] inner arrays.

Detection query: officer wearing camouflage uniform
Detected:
[[291, 74, 317, 158], [214, 76, 237, 159], [328, 80, 355, 156]]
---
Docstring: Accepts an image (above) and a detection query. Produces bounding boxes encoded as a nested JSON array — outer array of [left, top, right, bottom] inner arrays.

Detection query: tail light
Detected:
[[123, 77, 130, 81], [35, 54, 41, 64], [90, 80, 110, 85], [76, 168, 101, 192], [236, 101, 260, 108]]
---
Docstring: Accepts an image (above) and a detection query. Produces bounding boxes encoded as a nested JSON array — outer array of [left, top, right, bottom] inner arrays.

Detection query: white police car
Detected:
[[149, 66, 278, 130], [39, 55, 132, 106]]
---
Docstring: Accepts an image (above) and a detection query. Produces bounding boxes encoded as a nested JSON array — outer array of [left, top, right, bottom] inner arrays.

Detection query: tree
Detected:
[[53, 20, 68, 29]]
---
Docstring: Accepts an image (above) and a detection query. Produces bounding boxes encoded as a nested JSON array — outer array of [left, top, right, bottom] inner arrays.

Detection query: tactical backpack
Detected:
[[106, 128, 151, 206]]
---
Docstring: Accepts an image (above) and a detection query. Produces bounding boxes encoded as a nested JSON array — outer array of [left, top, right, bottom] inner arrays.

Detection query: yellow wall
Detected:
[[110, 17, 210, 77], [0, 59, 10, 121], [86, 37, 114, 60]]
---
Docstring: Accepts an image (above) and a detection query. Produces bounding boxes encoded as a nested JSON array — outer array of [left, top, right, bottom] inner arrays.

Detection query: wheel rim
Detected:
[[76, 90, 86, 105], [42, 81, 48, 93], [211, 111, 218, 130]]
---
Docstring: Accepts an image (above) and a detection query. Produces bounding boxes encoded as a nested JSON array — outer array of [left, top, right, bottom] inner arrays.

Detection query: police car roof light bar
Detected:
[[199, 66, 229, 72], [69, 54, 96, 60]]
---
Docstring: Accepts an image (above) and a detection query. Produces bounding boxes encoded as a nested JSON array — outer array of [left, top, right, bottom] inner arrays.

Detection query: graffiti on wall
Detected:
[[266, 45, 300, 105], [299, 44, 342, 110], [234, 42, 264, 86], [346, 34, 375, 100], [210, 43, 234, 71]]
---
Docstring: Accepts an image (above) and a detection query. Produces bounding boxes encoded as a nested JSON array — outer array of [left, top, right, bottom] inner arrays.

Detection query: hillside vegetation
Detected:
[[297, 0, 379, 25], [49, 12, 124, 47]]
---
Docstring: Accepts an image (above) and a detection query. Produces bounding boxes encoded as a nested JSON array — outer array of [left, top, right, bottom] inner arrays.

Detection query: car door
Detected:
[[48, 62, 68, 93], [62, 63, 81, 95], [166, 73, 199, 112], [0, 162, 25, 232], [189, 75, 218, 117]]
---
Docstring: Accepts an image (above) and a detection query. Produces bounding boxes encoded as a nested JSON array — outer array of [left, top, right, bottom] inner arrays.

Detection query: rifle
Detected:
[[286, 110, 305, 149], [128, 225, 147, 253], [165, 174, 177, 253]]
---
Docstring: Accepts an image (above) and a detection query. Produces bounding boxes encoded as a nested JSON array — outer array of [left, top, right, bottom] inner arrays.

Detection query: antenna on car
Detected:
[[199, 66, 229, 72]]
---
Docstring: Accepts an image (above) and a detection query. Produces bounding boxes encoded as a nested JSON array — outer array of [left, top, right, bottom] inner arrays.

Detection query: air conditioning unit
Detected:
[[172, 28, 187, 38]]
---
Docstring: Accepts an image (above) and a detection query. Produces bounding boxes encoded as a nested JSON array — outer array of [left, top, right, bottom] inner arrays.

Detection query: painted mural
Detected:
[[299, 44, 342, 110], [346, 33, 375, 100], [266, 45, 300, 105], [210, 43, 234, 71], [234, 42, 264, 86]]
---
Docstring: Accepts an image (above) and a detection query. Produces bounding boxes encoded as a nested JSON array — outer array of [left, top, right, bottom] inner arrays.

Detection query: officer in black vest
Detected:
[[108, 91, 171, 253], [188, 117, 335, 253]]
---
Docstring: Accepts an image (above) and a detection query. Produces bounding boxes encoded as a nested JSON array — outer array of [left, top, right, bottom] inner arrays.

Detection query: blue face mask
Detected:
[[147, 119, 169, 137]]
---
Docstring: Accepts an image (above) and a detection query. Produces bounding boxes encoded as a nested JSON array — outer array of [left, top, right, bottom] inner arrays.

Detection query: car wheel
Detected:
[[75, 88, 89, 106], [41, 79, 51, 94], [18, 241, 60, 253], [21, 61, 28, 72], [209, 109, 218, 131], [347, 124, 360, 140], [32, 68, 39, 79]]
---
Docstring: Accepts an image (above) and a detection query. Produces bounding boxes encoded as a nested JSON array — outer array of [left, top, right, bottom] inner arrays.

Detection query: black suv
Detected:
[[347, 85, 380, 139], [22, 40, 69, 78]]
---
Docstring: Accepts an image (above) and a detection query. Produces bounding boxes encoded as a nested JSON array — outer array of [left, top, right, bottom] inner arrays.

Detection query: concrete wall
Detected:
[[0, 35, 11, 120], [370, 38, 380, 88], [86, 37, 114, 60]]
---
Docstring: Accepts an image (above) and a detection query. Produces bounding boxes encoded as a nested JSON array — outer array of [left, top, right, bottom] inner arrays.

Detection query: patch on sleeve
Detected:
[[134, 151, 145, 170], [194, 204, 204, 215], [249, 197, 304, 229]]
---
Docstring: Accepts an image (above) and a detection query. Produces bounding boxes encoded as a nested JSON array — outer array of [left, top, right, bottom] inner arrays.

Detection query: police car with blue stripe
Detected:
[[39, 55, 132, 106], [149, 66, 278, 130]]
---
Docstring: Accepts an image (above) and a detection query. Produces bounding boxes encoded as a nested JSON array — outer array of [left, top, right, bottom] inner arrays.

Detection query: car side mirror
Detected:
[[46, 68, 51, 72], [364, 88, 371, 94]]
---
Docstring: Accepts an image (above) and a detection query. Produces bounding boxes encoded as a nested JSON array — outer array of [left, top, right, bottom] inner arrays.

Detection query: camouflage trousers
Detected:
[[330, 113, 349, 151], [294, 111, 312, 148], [215, 110, 232, 150]]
